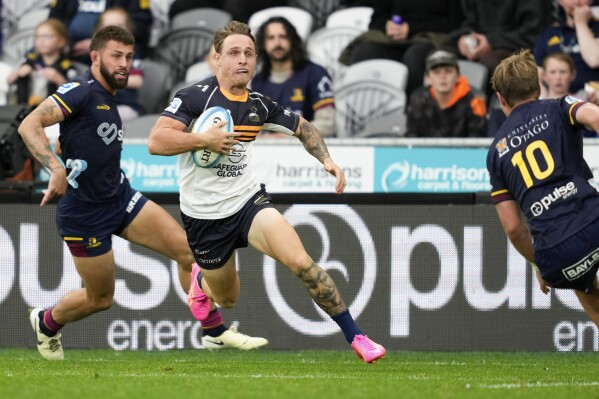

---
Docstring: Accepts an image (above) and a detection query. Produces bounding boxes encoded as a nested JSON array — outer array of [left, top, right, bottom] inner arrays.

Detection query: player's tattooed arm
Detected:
[[296, 116, 347, 194], [299, 262, 347, 316], [297, 119, 331, 163], [18, 97, 65, 172]]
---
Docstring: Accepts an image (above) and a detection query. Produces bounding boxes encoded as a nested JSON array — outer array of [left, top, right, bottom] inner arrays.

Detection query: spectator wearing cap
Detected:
[[405, 50, 487, 137]]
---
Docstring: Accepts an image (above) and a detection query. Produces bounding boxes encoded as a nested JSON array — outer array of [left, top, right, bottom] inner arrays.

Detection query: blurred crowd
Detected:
[[1, 0, 598, 138]]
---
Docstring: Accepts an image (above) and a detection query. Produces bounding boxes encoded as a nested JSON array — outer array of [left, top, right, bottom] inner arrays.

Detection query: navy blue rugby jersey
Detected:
[[161, 76, 300, 140], [487, 96, 599, 251], [250, 62, 335, 121], [51, 71, 125, 203]]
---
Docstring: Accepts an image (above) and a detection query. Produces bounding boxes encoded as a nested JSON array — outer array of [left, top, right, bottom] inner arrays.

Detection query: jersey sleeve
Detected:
[[307, 64, 335, 112], [161, 82, 211, 127], [559, 95, 587, 130], [486, 140, 514, 205], [260, 93, 300, 134], [50, 81, 88, 118]]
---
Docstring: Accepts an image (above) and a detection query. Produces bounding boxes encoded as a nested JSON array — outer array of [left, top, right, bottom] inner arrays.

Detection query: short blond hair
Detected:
[[213, 20, 255, 54], [491, 49, 540, 107]]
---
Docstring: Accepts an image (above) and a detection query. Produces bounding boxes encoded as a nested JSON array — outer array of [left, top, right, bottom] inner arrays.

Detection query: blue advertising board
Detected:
[[37, 143, 494, 194], [121, 144, 179, 192], [374, 147, 491, 193]]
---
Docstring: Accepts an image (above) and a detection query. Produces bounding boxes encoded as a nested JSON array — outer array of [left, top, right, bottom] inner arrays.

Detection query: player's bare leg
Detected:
[[575, 278, 599, 327], [123, 202, 265, 349], [119, 200, 195, 290], [248, 208, 344, 314], [247, 208, 385, 362], [30, 251, 116, 360], [120, 201, 211, 320], [195, 257, 266, 350], [52, 252, 117, 323], [200, 255, 240, 308]]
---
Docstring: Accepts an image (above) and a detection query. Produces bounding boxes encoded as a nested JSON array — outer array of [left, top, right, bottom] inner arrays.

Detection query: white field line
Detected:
[[479, 381, 599, 389]]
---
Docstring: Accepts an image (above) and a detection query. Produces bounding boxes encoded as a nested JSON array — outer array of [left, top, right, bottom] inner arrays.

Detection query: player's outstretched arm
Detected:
[[495, 200, 535, 263], [17, 98, 66, 206], [575, 102, 599, 132], [494, 200, 550, 292], [294, 116, 346, 194], [148, 116, 238, 156]]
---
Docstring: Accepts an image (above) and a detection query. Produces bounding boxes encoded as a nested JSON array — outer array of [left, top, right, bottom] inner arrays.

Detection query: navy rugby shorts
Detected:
[[535, 218, 599, 294], [181, 184, 274, 270], [56, 183, 148, 257]]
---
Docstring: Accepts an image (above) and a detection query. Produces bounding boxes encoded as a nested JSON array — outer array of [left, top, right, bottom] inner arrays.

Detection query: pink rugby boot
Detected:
[[351, 335, 386, 363], [188, 263, 211, 321]]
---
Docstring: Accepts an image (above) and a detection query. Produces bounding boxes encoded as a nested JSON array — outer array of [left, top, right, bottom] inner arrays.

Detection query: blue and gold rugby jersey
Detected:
[[250, 62, 335, 121], [52, 71, 125, 203], [487, 96, 599, 251]]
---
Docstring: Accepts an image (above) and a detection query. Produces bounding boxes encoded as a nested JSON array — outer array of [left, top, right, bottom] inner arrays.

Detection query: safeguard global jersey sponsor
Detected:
[[487, 96, 599, 251]]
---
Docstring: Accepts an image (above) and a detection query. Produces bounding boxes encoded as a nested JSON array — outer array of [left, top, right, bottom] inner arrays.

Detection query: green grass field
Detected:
[[0, 349, 597, 399]]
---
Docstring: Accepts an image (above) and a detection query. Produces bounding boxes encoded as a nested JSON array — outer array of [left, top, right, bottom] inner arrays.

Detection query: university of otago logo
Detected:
[[496, 137, 510, 157]]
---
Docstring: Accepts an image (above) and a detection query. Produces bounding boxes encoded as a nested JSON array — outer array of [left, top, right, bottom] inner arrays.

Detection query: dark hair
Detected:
[[213, 20, 255, 54], [255, 16, 308, 78], [89, 25, 135, 52]]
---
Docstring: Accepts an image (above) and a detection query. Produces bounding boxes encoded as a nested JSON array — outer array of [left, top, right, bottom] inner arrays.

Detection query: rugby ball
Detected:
[[190, 106, 234, 168]]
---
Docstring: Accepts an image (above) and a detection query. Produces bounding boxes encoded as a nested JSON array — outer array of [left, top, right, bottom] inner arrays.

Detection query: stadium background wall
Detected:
[[0, 194, 597, 352]]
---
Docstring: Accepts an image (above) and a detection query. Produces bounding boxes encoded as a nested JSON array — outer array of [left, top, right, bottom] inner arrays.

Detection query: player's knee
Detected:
[[286, 254, 315, 276], [91, 296, 114, 312], [175, 250, 195, 270], [215, 296, 237, 309], [178, 255, 195, 273]]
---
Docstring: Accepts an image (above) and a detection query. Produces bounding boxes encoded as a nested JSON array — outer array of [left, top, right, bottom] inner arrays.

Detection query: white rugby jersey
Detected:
[[162, 76, 300, 219]]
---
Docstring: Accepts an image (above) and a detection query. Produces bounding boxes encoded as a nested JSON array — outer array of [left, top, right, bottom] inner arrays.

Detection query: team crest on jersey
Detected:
[[249, 105, 260, 122], [57, 82, 80, 94], [165, 98, 182, 113], [290, 88, 304, 102], [548, 35, 560, 46], [496, 137, 510, 157], [565, 95, 583, 105]]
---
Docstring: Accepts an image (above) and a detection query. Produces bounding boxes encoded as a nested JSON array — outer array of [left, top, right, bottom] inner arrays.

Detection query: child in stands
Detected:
[[7, 19, 78, 106]]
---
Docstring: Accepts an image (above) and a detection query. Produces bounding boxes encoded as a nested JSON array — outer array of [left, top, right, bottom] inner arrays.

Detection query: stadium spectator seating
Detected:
[[170, 7, 232, 31], [290, 0, 341, 30], [248, 6, 313, 41], [334, 59, 408, 137], [325, 7, 373, 31], [306, 26, 363, 82]]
